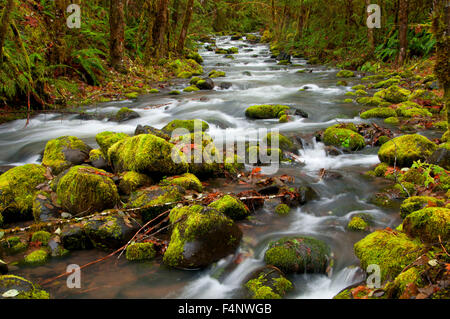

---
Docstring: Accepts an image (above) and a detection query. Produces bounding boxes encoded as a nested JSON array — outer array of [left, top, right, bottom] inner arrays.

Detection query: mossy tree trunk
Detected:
[[397, 0, 409, 65], [295, 1, 305, 41], [366, 0, 374, 53], [0, 0, 15, 66], [50, 0, 68, 66], [144, 0, 157, 65], [110, 0, 125, 71], [176, 0, 194, 53], [432, 0, 450, 131]]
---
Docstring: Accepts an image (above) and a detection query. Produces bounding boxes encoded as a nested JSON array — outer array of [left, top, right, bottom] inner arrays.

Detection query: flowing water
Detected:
[[0, 35, 404, 299]]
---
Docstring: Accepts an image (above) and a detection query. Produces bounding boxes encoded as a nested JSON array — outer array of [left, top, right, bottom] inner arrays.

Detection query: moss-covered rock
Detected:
[[275, 204, 290, 216], [441, 131, 449, 143], [134, 125, 171, 140], [378, 134, 437, 167], [244, 266, 293, 299], [95, 131, 129, 157], [245, 105, 290, 119], [385, 267, 424, 298], [83, 214, 140, 250], [384, 117, 400, 125], [351, 85, 365, 90], [355, 89, 368, 96], [336, 70, 355, 78], [208, 195, 250, 220], [262, 132, 295, 152], [108, 134, 188, 176], [373, 77, 402, 89], [169, 90, 181, 95], [88, 149, 108, 170], [400, 196, 445, 219], [374, 85, 411, 104], [323, 125, 365, 151], [402, 207, 450, 243], [115, 107, 140, 122], [395, 101, 432, 118], [347, 216, 369, 231], [169, 58, 203, 77], [31, 231, 51, 246], [0, 164, 47, 223], [360, 107, 397, 119], [162, 119, 209, 133], [163, 205, 242, 268], [1, 236, 27, 255], [22, 249, 49, 266], [408, 89, 440, 106], [356, 96, 391, 107], [374, 162, 389, 177], [60, 224, 92, 250], [125, 242, 156, 261], [354, 230, 423, 281], [183, 85, 200, 92], [264, 236, 331, 274], [56, 165, 119, 216], [209, 70, 226, 78], [32, 190, 58, 222], [0, 275, 50, 299], [118, 171, 153, 195], [126, 185, 185, 223], [160, 173, 203, 192], [42, 136, 91, 175]]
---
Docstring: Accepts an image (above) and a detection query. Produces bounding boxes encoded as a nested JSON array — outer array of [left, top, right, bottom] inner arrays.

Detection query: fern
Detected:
[[71, 48, 106, 86]]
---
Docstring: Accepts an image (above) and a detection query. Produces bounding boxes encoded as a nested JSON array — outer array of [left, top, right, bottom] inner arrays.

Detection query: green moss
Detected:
[[263, 132, 294, 151], [0, 164, 47, 222], [323, 126, 365, 151], [343, 99, 353, 103], [168, 58, 203, 77], [384, 117, 400, 125], [347, 216, 369, 231], [360, 107, 397, 119], [56, 165, 119, 215], [177, 71, 193, 79], [378, 134, 437, 167], [275, 204, 290, 216], [386, 268, 423, 298], [442, 131, 449, 143], [439, 142, 450, 150], [0, 275, 50, 299], [108, 134, 188, 175], [373, 77, 402, 89], [189, 77, 201, 85], [245, 272, 293, 299], [149, 88, 159, 93], [124, 92, 139, 99], [402, 207, 450, 243], [119, 171, 153, 195], [279, 114, 288, 123], [395, 102, 432, 118], [169, 90, 181, 95], [333, 288, 352, 299], [89, 149, 103, 162], [434, 121, 448, 130], [42, 136, 90, 175], [31, 231, 51, 246], [374, 85, 411, 104], [408, 89, 440, 105], [95, 131, 129, 156], [248, 146, 283, 162], [245, 104, 290, 119], [1, 236, 27, 255], [336, 70, 355, 78], [125, 242, 156, 261], [83, 215, 128, 250], [162, 119, 209, 133], [208, 195, 250, 220], [264, 236, 331, 274], [351, 85, 366, 90], [398, 167, 426, 185], [209, 70, 226, 78], [183, 85, 200, 92], [22, 249, 49, 266], [160, 173, 203, 192], [345, 91, 356, 96], [355, 89, 368, 96], [356, 96, 391, 107], [223, 155, 245, 175], [354, 230, 423, 281]]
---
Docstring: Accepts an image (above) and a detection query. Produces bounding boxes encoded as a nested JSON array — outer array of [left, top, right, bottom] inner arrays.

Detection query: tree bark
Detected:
[[0, 0, 15, 66], [49, 0, 68, 66], [295, 1, 305, 41], [110, 0, 125, 71], [397, 0, 409, 65], [152, 0, 169, 60], [366, 0, 374, 53], [177, 0, 194, 53]]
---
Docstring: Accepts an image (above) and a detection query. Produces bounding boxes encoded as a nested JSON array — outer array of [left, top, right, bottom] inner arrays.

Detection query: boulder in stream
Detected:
[[113, 107, 140, 122], [208, 195, 250, 221], [323, 124, 365, 151], [245, 104, 290, 120], [244, 265, 293, 299], [96, 131, 130, 156]]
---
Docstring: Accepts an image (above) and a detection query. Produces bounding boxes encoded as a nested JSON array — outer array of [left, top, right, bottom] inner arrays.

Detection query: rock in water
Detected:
[[0, 275, 49, 299], [134, 125, 170, 140], [244, 266, 293, 299], [163, 205, 242, 269], [427, 148, 450, 170]]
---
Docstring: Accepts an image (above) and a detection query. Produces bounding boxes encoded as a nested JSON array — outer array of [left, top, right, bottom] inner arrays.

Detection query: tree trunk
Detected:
[[177, 0, 194, 53], [271, 0, 275, 26], [295, 1, 305, 41], [152, 0, 169, 60], [366, 0, 374, 53], [397, 0, 408, 65], [110, 0, 125, 71], [345, 0, 355, 26], [172, 0, 181, 30], [50, 0, 68, 66], [0, 0, 15, 66]]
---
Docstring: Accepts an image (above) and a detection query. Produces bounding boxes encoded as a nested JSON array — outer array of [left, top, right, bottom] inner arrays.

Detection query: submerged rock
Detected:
[[42, 136, 92, 175], [163, 205, 242, 269], [0, 275, 50, 299], [244, 266, 293, 299]]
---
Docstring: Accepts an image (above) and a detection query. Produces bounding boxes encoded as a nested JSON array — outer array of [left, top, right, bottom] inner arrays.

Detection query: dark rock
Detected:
[[321, 170, 343, 180], [48, 237, 68, 257], [60, 224, 93, 250], [427, 148, 450, 170], [0, 165, 15, 176], [294, 108, 309, 118], [90, 154, 109, 170], [32, 191, 60, 222], [115, 108, 140, 122], [62, 148, 90, 166], [325, 146, 343, 156], [197, 78, 215, 90], [0, 259, 8, 275], [258, 185, 280, 195], [219, 82, 233, 90], [276, 52, 291, 62], [242, 71, 252, 76], [297, 186, 319, 204], [134, 125, 171, 140], [243, 49, 254, 52]]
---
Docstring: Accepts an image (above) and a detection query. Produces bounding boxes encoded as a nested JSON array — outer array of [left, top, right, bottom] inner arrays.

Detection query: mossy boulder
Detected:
[[162, 119, 209, 133], [354, 230, 423, 281], [196, 78, 215, 90], [60, 224, 92, 250], [42, 136, 91, 175], [336, 70, 355, 78], [408, 89, 440, 106], [125, 242, 156, 261], [56, 165, 119, 216], [134, 125, 171, 140], [108, 134, 188, 176], [275, 204, 290, 216], [263, 133, 295, 152], [126, 185, 185, 223], [264, 236, 331, 274], [1, 236, 27, 255], [374, 85, 411, 104], [351, 85, 365, 90], [183, 85, 200, 92], [163, 205, 242, 268], [384, 117, 400, 125], [400, 196, 445, 219], [0, 164, 47, 224], [378, 134, 437, 167], [360, 107, 397, 119], [83, 214, 140, 250], [323, 125, 365, 151], [208, 195, 250, 220], [114, 107, 140, 122], [347, 216, 369, 231], [0, 275, 50, 299], [118, 171, 153, 195], [245, 104, 290, 119], [244, 266, 293, 299], [402, 207, 450, 243], [356, 96, 391, 107], [31, 231, 51, 246], [88, 149, 108, 170], [395, 101, 432, 118], [95, 131, 129, 156], [385, 267, 424, 298], [22, 249, 49, 266], [209, 70, 226, 78], [160, 173, 202, 192], [373, 77, 402, 89]]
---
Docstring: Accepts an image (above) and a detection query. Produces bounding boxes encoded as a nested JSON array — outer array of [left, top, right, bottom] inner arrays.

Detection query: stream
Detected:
[[0, 35, 403, 299]]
